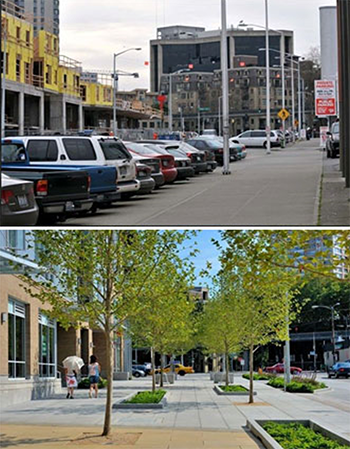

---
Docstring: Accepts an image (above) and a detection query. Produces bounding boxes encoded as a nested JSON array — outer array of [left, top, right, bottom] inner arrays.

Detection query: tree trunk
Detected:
[[151, 347, 156, 393], [160, 354, 164, 388], [249, 344, 254, 404], [225, 352, 230, 387], [102, 329, 113, 436]]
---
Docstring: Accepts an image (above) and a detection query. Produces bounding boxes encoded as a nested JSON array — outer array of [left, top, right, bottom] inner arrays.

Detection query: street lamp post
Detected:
[[312, 303, 340, 365], [113, 47, 141, 136], [265, 0, 272, 154], [221, 0, 231, 174]]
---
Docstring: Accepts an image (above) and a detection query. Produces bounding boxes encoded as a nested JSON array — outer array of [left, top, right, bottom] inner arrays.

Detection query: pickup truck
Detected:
[[2, 138, 119, 215]]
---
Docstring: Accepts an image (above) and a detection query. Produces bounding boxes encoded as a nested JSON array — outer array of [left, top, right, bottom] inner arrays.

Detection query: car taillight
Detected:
[[218, 149, 223, 154], [187, 152, 192, 158], [36, 180, 48, 196], [1, 189, 15, 205], [340, 368, 345, 372], [87, 176, 91, 192]]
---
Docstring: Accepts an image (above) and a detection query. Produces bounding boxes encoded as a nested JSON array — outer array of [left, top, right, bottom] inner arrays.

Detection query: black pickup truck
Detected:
[[3, 166, 93, 223]]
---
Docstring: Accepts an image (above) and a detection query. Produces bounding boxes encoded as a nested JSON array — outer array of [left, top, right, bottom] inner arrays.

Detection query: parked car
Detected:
[[132, 367, 146, 378], [328, 362, 350, 378], [176, 142, 208, 173], [159, 146, 195, 180], [201, 129, 218, 137], [230, 130, 281, 148], [205, 137, 242, 162], [21, 136, 139, 199], [154, 363, 195, 376], [1, 173, 39, 226], [132, 142, 178, 184], [133, 364, 152, 376], [186, 138, 219, 170], [265, 363, 302, 375], [132, 163, 156, 196], [124, 142, 165, 188], [326, 122, 340, 159]]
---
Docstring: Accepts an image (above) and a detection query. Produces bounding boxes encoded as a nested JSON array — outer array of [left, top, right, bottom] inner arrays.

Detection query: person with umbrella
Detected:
[[63, 356, 84, 399]]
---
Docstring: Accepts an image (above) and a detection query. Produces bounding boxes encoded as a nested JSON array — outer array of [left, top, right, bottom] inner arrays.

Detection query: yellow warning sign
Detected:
[[278, 108, 290, 121]]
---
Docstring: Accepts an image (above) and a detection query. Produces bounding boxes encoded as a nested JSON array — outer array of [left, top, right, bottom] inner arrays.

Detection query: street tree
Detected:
[[18, 230, 196, 437], [129, 257, 196, 391]]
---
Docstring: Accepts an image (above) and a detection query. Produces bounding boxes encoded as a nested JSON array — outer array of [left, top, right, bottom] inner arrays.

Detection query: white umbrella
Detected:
[[62, 356, 85, 372]]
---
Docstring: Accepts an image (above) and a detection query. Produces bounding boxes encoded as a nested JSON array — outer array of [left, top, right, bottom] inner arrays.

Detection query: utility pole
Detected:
[[298, 59, 302, 138], [221, 0, 231, 175], [265, 0, 271, 154], [281, 31, 286, 148], [284, 297, 291, 390], [291, 59, 296, 143], [169, 74, 173, 132]]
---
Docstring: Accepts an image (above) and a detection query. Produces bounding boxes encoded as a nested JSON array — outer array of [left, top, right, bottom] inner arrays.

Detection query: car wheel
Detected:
[[178, 370, 186, 376], [335, 373, 339, 379], [292, 370, 299, 375], [328, 374, 332, 378], [134, 372, 140, 378]]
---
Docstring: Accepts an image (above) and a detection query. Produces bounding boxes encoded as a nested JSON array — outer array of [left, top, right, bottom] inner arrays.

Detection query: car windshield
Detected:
[[2, 143, 27, 163], [180, 142, 198, 153], [332, 123, 340, 133], [166, 148, 186, 158], [99, 140, 131, 160], [144, 144, 169, 155], [205, 139, 222, 149]]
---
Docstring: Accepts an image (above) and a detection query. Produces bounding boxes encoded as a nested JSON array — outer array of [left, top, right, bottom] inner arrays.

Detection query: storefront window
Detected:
[[8, 299, 26, 378], [38, 313, 56, 378]]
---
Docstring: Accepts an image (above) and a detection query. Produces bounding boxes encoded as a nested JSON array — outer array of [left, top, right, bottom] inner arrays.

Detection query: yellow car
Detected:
[[154, 363, 195, 376]]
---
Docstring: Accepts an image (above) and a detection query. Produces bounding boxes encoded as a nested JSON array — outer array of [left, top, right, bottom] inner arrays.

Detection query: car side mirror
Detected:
[[326, 132, 332, 136]]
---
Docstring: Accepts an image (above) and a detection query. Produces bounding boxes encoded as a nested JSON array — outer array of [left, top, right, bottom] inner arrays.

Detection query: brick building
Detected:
[[0, 230, 132, 407]]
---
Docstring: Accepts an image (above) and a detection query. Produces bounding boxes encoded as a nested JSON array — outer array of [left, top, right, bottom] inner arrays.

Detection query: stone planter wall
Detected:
[[213, 372, 234, 384], [113, 392, 168, 410], [214, 385, 257, 396]]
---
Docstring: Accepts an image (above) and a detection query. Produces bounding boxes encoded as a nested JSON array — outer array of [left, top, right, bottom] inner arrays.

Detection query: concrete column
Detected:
[[39, 94, 44, 135], [62, 99, 66, 134], [78, 103, 83, 132], [18, 91, 25, 136]]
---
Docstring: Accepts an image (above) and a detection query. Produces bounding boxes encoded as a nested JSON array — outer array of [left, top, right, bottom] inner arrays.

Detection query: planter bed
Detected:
[[267, 377, 327, 393], [113, 390, 167, 410], [243, 373, 273, 381], [247, 419, 350, 449], [214, 384, 257, 396]]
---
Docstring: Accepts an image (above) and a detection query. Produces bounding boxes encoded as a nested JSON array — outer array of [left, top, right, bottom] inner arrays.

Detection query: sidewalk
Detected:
[[0, 425, 264, 448], [1, 374, 349, 445]]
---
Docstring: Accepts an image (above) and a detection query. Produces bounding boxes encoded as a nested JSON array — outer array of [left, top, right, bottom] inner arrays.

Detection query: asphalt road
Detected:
[[65, 140, 324, 227], [312, 374, 350, 413]]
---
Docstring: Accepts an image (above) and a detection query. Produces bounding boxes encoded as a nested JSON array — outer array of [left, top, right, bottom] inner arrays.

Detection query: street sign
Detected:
[[315, 80, 337, 117], [199, 107, 210, 112], [278, 108, 290, 121]]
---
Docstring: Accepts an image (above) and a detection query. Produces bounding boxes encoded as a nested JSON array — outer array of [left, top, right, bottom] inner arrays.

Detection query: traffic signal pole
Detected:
[[221, 0, 231, 175]]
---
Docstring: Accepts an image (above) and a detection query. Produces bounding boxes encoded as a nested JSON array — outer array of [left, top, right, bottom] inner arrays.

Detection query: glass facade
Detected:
[[234, 35, 281, 67], [162, 42, 221, 75], [8, 299, 26, 379], [38, 312, 56, 378]]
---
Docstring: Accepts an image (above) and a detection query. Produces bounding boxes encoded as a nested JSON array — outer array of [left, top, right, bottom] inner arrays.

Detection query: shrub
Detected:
[[78, 377, 107, 389], [268, 377, 285, 389], [219, 385, 248, 392], [263, 422, 349, 449], [124, 390, 166, 404], [286, 381, 314, 393], [243, 373, 273, 381]]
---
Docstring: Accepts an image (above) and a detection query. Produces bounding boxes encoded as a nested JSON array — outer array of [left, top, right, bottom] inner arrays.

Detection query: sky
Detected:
[[60, 0, 336, 91]]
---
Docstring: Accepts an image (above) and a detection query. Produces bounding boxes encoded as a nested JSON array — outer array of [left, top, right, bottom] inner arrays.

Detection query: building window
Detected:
[[96, 87, 100, 102], [46, 65, 52, 84], [16, 26, 21, 41], [8, 299, 26, 379], [7, 231, 26, 250], [25, 62, 30, 83], [1, 52, 9, 75], [16, 56, 21, 81], [38, 312, 56, 378], [25, 30, 30, 46], [63, 73, 67, 89]]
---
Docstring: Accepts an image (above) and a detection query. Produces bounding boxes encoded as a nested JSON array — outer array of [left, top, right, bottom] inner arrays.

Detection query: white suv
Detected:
[[231, 130, 280, 148], [22, 136, 140, 196]]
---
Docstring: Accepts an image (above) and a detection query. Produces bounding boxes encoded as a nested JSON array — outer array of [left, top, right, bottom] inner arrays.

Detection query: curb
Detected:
[[214, 385, 257, 396]]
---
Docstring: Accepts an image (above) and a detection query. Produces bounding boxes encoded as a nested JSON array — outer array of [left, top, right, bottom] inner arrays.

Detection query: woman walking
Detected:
[[88, 355, 101, 398]]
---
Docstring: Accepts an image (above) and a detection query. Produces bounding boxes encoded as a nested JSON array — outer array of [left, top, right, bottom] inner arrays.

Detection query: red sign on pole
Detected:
[[315, 80, 337, 117]]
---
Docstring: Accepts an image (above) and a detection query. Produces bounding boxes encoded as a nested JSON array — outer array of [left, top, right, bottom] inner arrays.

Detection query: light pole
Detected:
[[113, 47, 141, 136], [218, 94, 232, 137], [312, 303, 340, 366], [221, 0, 231, 174]]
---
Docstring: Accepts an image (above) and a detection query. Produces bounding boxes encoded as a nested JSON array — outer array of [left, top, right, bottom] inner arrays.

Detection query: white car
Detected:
[[22, 136, 140, 196], [230, 130, 280, 148]]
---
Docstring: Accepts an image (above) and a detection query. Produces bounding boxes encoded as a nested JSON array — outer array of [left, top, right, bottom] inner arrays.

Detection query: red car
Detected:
[[265, 363, 302, 375], [125, 142, 178, 184]]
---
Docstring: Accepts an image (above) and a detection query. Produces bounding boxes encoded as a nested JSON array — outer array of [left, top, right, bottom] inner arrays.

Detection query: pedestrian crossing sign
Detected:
[[278, 109, 290, 121]]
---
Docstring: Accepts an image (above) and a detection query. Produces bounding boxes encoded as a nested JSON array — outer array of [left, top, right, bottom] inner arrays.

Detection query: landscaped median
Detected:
[[113, 389, 167, 409], [267, 376, 328, 393], [247, 419, 350, 449], [214, 384, 257, 396], [243, 373, 274, 381]]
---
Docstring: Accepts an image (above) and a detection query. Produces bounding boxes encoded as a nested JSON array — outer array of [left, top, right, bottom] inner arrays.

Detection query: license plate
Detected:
[[65, 201, 75, 212], [120, 166, 128, 175], [17, 195, 28, 208]]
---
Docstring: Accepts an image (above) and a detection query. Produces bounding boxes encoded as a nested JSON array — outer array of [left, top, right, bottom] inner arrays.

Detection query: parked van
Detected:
[[231, 130, 280, 148], [22, 136, 140, 197]]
